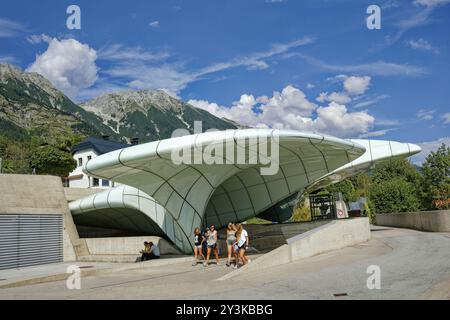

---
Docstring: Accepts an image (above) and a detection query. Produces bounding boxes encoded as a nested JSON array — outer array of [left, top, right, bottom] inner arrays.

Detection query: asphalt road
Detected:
[[0, 227, 449, 300]]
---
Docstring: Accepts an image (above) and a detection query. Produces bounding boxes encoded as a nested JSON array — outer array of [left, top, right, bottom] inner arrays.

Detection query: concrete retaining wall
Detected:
[[84, 236, 181, 256], [376, 210, 450, 232], [218, 218, 371, 280], [288, 217, 371, 260], [0, 174, 89, 261]]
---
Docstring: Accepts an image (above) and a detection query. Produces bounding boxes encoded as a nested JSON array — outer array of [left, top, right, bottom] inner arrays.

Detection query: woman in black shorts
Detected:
[[192, 227, 205, 266]]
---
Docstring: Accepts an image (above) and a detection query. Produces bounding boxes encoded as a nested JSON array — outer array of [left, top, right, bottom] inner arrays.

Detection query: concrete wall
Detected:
[[376, 210, 450, 232], [219, 218, 371, 280], [288, 217, 371, 260], [84, 236, 181, 256], [216, 220, 331, 254], [0, 174, 89, 261]]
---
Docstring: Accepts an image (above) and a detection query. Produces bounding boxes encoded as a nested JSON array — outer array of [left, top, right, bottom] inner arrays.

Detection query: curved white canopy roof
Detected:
[[257, 139, 421, 222], [71, 129, 365, 253]]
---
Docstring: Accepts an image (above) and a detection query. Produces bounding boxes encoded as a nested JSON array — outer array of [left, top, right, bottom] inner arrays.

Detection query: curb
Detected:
[[0, 268, 111, 289], [0, 256, 193, 289]]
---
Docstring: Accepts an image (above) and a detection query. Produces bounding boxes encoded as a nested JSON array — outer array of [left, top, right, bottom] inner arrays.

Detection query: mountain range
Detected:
[[0, 63, 237, 146]]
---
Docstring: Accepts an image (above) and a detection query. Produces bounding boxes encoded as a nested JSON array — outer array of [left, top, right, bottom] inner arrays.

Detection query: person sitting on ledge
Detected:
[[140, 241, 151, 261], [140, 241, 160, 261]]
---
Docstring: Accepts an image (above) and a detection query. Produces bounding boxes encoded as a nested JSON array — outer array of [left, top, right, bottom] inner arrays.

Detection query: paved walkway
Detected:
[[0, 227, 449, 299], [0, 262, 118, 287], [0, 256, 193, 289]]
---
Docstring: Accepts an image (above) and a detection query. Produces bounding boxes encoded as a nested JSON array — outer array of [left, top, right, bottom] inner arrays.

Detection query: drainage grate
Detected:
[[333, 293, 348, 297]]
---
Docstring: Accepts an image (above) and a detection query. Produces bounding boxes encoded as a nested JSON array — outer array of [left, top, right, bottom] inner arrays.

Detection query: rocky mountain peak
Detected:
[[80, 89, 185, 122]]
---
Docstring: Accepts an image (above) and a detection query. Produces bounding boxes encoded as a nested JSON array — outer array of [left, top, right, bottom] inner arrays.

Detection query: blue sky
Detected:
[[0, 0, 449, 161]]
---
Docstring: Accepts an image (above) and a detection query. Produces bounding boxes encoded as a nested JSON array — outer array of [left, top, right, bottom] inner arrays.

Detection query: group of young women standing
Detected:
[[192, 223, 250, 269]]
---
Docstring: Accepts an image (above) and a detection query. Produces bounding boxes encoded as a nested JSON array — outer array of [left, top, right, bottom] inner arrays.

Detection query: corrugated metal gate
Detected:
[[0, 214, 63, 270]]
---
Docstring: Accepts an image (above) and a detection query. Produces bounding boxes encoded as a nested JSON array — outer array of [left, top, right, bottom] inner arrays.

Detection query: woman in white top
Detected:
[[234, 224, 249, 267]]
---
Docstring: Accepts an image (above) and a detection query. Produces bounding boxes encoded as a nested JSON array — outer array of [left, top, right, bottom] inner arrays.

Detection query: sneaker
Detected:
[[226, 262, 230, 267], [192, 262, 197, 266], [203, 262, 208, 267], [233, 264, 238, 269]]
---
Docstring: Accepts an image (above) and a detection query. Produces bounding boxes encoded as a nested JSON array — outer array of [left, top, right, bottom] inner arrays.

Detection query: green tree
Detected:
[[0, 136, 31, 174], [325, 179, 358, 203], [372, 159, 421, 185], [421, 143, 450, 210], [369, 159, 423, 213], [370, 178, 420, 213], [28, 145, 76, 177]]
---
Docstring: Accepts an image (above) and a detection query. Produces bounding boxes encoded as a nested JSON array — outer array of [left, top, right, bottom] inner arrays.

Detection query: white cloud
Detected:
[[26, 34, 52, 44], [107, 63, 196, 94], [382, 0, 400, 9], [353, 94, 390, 108], [414, 0, 450, 7], [189, 85, 375, 138], [27, 38, 98, 98], [375, 118, 401, 126], [442, 113, 450, 124], [0, 56, 18, 64], [94, 37, 314, 96], [417, 109, 436, 120], [343, 76, 371, 95], [359, 129, 396, 138], [98, 44, 169, 62], [411, 137, 450, 164], [313, 103, 375, 137], [306, 83, 315, 89], [149, 21, 160, 28], [0, 18, 27, 38], [297, 54, 426, 77], [197, 37, 314, 74], [395, 7, 434, 30], [383, 1, 450, 49], [406, 38, 439, 54], [316, 92, 351, 104], [316, 75, 371, 105]]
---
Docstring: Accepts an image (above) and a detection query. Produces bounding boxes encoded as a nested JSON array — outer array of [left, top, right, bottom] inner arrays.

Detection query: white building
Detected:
[[67, 137, 131, 188]]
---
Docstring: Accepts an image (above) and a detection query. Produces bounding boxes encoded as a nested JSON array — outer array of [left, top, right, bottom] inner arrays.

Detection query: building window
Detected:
[[78, 158, 83, 167], [102, 179, 109, 187], [92, 178, 99, 187], [87, 156, 92, 161]]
